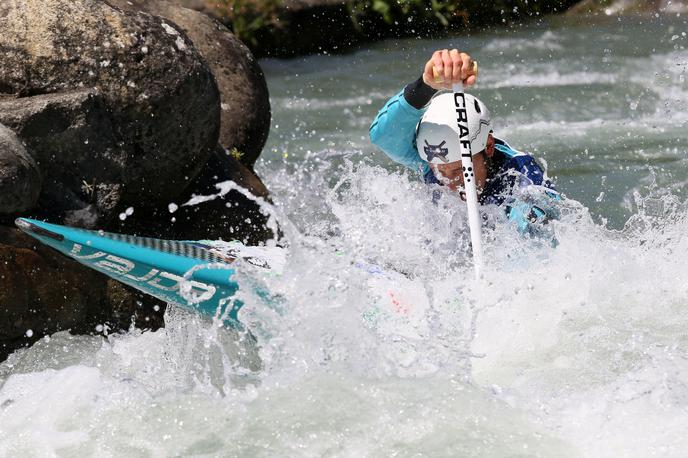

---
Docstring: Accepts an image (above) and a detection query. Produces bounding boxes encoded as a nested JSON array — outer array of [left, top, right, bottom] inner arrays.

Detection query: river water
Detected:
[[2, 14, 688, 457]]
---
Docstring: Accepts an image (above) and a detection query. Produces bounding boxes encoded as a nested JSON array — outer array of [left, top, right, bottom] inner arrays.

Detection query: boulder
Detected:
[[108, 0, 271, 168], [0, 124, 41, 214], [0, 90, 125, 226], [0, 0, 221, 215], [112, 146, 274, 245], [179, 146, 274, 245], [0, 225, 165, 362]]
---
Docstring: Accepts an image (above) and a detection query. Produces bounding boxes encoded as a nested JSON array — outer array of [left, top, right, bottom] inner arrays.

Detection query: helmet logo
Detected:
[[424, 140, 449, 163]]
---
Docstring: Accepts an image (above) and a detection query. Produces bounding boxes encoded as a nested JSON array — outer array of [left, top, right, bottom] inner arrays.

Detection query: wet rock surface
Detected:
[[0, 90, 125, 227], [0, 225, 165, 362], [1, 0, 221, 206], [109, 0, 271, 167], [0, 124, 41, 214], [113, 146, 274, 244]]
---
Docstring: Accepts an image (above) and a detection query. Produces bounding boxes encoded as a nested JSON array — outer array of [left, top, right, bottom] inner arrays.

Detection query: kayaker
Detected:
[[369, 49, 560, 235]]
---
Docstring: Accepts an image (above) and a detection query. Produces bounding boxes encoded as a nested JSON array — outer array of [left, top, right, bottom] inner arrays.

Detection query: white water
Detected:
[[2, 162, 687, 456], [3, 16, 688, 457]]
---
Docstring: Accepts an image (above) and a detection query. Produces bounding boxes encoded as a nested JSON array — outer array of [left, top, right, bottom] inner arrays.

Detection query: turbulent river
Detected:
[[2, 14, 688, 457]]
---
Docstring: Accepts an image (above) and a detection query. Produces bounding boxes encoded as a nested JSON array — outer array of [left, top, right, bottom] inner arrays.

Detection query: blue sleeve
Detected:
[[369, 89, 431, 177], [500, 153, 561, 238]]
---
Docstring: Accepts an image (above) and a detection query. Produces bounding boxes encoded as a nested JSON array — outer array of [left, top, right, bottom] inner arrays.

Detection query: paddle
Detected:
[[451, 81, 483, 278], [432, 60, 482, 278]]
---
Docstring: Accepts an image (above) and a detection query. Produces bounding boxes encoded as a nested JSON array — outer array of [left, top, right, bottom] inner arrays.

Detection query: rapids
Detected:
[[2, 14, 688, 457]]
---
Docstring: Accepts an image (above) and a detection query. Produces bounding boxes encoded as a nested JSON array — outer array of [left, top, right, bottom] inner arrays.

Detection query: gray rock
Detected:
[[0, 124, 40, 213], [0, 0, 221, 209], [0, 90, 125, 225], [108, 0, 271, 167]]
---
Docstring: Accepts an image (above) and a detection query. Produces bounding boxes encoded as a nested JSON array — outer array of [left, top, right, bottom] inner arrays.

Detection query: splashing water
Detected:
[[3, 15, 688, 457]]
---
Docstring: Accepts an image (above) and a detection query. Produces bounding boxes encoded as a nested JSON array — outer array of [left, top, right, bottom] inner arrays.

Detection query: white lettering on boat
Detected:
[[68, 243, 217, 301]]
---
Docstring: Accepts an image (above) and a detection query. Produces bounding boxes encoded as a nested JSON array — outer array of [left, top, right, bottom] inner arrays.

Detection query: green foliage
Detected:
[[208, 0, 283, 47], [207, 0, 580, 55], [350, 0, 579, 31], [228, 147, 244, 161], [350, 0, 465, 31]]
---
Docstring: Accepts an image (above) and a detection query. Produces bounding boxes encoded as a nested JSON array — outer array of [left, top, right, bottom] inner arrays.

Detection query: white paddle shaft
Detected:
[[451, 83, 483, 278]]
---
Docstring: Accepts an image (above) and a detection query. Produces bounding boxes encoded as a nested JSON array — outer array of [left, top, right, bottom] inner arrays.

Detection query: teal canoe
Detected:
[[14, 218, 278, 323]]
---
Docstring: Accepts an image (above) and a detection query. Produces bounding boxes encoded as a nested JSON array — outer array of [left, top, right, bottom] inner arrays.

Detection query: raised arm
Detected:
[[370, 49, 477, 177], [368, 81, 432, 174]]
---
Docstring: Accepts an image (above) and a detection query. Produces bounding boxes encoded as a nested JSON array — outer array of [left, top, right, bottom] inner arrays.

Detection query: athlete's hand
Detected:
[[422, 49, 477, 90]]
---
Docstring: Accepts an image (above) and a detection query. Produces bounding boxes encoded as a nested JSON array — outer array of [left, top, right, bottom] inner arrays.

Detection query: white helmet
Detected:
[[416, 93, 492, 164]]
